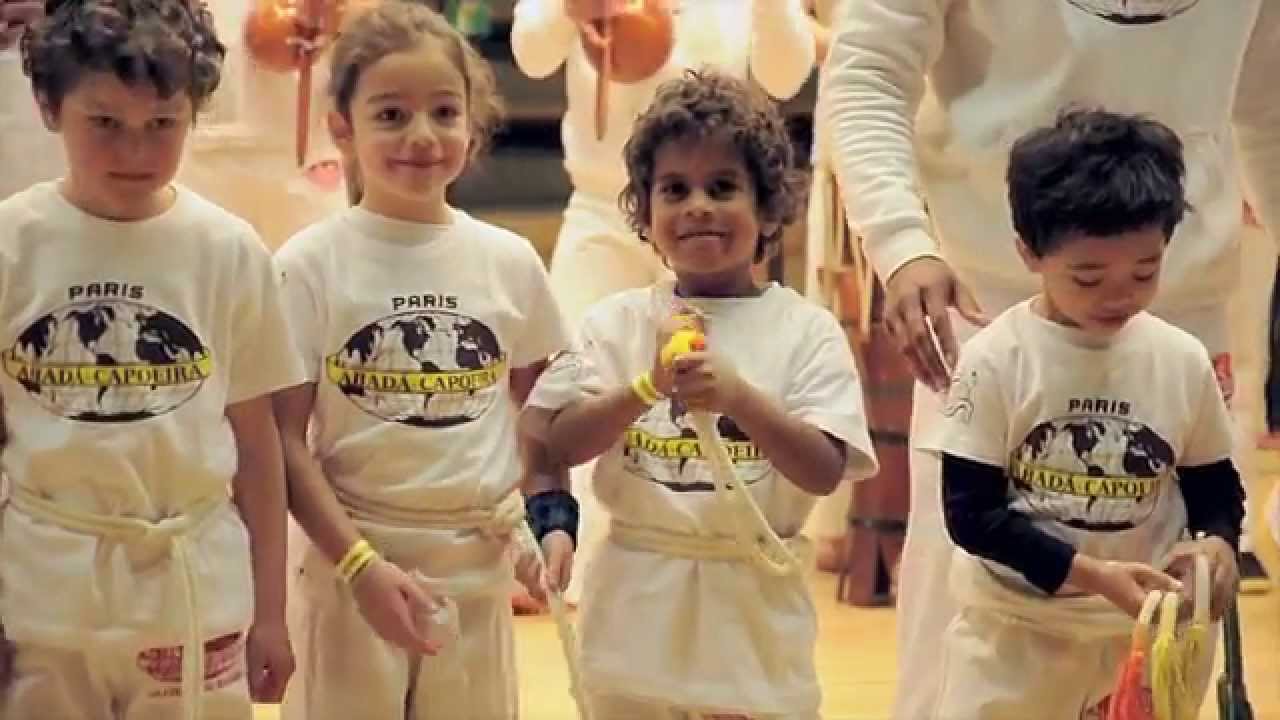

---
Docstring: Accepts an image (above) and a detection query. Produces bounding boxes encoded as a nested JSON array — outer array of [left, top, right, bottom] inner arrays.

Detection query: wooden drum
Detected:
[[814, 168, 911, 607]]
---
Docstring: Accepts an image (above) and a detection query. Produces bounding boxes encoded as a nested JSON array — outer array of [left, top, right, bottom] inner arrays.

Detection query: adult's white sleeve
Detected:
[[819, 0, 948, 283]]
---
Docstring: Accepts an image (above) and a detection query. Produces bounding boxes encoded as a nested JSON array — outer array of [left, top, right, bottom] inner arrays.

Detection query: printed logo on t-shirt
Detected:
[[942, 369, 978, 425], [622, 400, 771, 492], [4, 285, 211, 422], [1064, 0, 1201, 24], [1007, 397, 1174, 531], [326, 309, 506, 427]]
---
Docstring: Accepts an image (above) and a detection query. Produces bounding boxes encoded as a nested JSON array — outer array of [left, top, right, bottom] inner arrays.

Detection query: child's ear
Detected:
[[36, 92, 60, 132], [327, 110, 354, 155], [1015, 235, 1041, 272]]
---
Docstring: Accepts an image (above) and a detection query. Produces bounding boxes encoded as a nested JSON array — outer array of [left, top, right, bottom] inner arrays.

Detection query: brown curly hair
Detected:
[[22, 0, 224, 113], [329, 0, 502, 159], [621, 69, 806, 262]]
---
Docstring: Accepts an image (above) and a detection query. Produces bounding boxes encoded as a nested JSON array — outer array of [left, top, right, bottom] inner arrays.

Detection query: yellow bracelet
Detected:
[[631, 371, 660, 405], [337, 539, 372, 579], [344, 548, 380, 585]]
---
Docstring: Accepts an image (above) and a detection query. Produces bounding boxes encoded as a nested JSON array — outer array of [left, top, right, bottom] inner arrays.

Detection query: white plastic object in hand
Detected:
[[926, 315, 953, 380], [408, 570, 459, 648], [1194, 552, 1210, 627], [514, 522, 591, 720]]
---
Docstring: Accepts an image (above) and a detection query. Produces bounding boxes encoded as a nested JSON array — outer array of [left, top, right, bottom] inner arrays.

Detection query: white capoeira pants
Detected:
[[587, 691, 821, 720], [932, 556, 1218, 720], [548, 190, 670, 605], [5, 633, 253, 720], [1, 492, 254, 720], [1228, 223, 1280, 575], [281, 530, 518, 720], [932, 607, 1136, 720], [178, 134, 346, 252]]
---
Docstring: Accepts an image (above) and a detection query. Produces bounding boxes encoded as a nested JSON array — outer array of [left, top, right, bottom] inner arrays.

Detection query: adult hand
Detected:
[[883, 256, 986, 392]]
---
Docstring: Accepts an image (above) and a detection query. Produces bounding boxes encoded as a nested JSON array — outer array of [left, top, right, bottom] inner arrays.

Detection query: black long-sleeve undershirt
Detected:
[[941, 454, 1245, 595]]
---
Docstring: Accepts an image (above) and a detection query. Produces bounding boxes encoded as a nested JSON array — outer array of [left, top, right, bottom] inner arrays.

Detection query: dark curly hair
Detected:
[[621, 69, 805, 262], [22, 0, 224, 113], [1008, 107, 1188, 257]]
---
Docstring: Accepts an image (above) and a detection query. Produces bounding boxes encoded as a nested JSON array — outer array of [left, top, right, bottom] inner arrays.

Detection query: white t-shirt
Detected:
[[0, 181, 302, 643], [531, 282, 876, 713], [922, 300, 1234, 618], [274, 206, 568, 571]]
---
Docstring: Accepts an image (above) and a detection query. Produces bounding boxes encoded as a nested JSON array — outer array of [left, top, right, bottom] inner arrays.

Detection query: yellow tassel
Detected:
[[1150, 590, 1183, 720], [1149, 553, 1212, 720]]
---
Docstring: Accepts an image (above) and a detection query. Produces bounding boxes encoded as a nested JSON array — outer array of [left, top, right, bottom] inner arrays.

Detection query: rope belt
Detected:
[[610, 519, 813, 567], [12, 486, 224, 720]]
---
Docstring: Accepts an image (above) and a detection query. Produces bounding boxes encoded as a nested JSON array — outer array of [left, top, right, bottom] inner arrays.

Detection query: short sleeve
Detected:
[[228, 236, 307, 404], [510, 241, 571, 370], [1181, 353, 1235, 467], [918, 344, 1008, 466], [273, 240, 325, 383], [785, 312, 879, 480], [525, 303, 613, 412]]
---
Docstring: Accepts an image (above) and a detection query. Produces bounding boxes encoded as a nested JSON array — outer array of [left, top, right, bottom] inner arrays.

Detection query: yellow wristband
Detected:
[[344, 548, 380, 585], [631, 371, 660, 405], [337, 539, 372, 579]]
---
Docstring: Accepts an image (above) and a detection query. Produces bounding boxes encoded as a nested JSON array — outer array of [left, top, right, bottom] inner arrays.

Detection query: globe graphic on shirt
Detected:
[[3, 300, 211, 422], [622, 399, 772, 493], [1063, 0, 1201, 23], [326, 310, 506, 427], [1009, 415, 1175, 531]]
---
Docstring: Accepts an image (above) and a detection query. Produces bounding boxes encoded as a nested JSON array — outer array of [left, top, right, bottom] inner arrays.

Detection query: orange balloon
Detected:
[[581, 0, 675, 84]]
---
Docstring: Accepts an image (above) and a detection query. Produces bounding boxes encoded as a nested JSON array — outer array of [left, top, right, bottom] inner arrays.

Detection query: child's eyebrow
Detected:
[[1068, 253, 1162, 271], [365, 92, 404, 104]]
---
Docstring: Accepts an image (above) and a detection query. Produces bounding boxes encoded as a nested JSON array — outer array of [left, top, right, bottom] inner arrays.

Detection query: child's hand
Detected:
[[0, 1, 43, 51], [669, 352, 747, 416], [352, 559, 444, 656], [1075, 556, 1181, 619], [245, 619, 294, 703], [540, 529, 575, 594], [1163, 536, 1238, 621], [514, 530, 575, 604]]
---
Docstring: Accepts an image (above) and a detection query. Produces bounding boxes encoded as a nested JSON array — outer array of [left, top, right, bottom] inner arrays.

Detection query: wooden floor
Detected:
[[253, 570, 1280, 720]]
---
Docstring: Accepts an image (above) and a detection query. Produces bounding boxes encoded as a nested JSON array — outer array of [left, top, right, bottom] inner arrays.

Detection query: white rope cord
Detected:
[[513, 522, 591, 720], [662, 316, 805, 577]]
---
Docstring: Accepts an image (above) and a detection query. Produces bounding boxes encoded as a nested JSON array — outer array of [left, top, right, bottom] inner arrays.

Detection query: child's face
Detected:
[[1019, 226, 1165, 337], [43, 71, 192, 220], [331, 41, 470, 223], [646, 133, 774, 296]]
